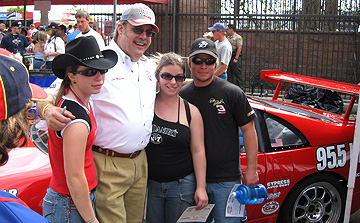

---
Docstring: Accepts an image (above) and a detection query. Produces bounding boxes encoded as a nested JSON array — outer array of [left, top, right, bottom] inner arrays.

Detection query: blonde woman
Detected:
[[146, 52, 208, 223], [32, 31, 47, 69]]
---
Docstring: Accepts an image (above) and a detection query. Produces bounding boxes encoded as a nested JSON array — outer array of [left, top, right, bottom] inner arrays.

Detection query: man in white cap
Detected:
[[37, 3, 159, 223]]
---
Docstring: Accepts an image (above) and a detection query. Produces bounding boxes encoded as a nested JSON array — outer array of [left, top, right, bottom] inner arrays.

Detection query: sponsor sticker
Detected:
[[267, 179, 290, 189], [262, 201, 279, 215], [267, 192, 281, 199]]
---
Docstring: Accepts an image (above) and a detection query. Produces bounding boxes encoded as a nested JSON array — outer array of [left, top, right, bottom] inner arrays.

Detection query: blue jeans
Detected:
[[146, 173, 196, 223], [33, 59, 45, 69], [218, 71, 228, 81], [45, 61, 53, 70], [206, 181, 247, 223], [43, 187, 96, 223]]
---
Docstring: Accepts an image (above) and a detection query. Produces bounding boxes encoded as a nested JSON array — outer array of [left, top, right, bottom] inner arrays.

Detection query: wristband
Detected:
[[42, 103, 54, 119], [235, 58, 239, 60]]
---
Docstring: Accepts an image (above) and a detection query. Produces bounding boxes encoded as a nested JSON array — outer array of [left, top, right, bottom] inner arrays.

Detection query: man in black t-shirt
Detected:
[[0, 21, 32, 64], [180, 38, 259, 223]]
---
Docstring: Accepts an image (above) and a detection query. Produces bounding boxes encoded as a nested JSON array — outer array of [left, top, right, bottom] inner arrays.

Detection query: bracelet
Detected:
[[42, 103, 54, 119], [235, 58, 239, 60], [85, 216, 96, 223]]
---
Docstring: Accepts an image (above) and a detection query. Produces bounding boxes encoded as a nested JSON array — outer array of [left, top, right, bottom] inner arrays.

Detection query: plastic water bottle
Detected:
[[231, 184, 268, 205]]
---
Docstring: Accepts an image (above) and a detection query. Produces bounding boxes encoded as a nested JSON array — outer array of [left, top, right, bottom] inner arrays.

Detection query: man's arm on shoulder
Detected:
[[240, 120, 259, 188], [36, 93, 75, 131]]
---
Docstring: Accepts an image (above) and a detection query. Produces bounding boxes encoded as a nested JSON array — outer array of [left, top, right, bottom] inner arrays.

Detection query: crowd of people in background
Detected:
[[0, 3, 254, 223], [0, 10, 106, 72]]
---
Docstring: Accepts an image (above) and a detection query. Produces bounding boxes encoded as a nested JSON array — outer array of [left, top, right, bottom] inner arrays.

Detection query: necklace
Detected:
[[69, 87, 88, 109]]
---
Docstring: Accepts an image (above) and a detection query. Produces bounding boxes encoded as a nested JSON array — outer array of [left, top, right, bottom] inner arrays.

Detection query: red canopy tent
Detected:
[[0, 0, 168, 35], [0, 0, 168, 6]]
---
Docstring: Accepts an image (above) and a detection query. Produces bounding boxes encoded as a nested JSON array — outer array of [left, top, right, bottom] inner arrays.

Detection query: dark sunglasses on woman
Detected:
[[160, 73, 186, 82], [74, 69, 108, 76]]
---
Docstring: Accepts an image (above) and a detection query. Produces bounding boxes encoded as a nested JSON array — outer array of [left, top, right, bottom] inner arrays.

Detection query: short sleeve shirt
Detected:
[[76, 28, 105, 50], [92, 39, 157, 153], [44, 36, 65, 61], [228, 32, 243, 51], [180, 77, 256, 182], [215, 39, 232, 67]]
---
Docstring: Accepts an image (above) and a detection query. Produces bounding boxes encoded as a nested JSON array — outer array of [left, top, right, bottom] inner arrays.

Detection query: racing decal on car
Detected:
[[262, 201, 279, 215], [209, 98, 226, 114], [267, 192, 281, 199], [267, 179, 290, 189], [3, 189, 18, 196], [316, 143, 347, 171]]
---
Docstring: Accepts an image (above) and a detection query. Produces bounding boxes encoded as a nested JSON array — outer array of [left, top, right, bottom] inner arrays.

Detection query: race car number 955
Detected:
[[316, 143, 348, 171]]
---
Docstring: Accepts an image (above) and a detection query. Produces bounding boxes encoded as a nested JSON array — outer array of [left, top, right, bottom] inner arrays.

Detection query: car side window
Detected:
[[264, 113, 308, 151]]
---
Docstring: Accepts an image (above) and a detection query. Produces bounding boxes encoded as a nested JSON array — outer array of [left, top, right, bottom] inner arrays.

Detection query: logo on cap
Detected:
[[138, 7, 154, 20], [198, 41, 209, 49]]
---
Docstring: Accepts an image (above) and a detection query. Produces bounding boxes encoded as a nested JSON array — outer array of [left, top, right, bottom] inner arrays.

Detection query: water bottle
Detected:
[[231, 184, 268, 205]]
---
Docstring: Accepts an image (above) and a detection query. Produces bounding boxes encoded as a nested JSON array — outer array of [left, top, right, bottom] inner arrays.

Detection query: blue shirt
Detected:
[[0, 191, 48, 223], [67, 30, 81, 43]]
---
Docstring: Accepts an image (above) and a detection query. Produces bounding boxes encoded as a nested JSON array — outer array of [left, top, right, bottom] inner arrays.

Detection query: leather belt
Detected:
[[34, 58, 44, 62], [92, 145, 141, 159]]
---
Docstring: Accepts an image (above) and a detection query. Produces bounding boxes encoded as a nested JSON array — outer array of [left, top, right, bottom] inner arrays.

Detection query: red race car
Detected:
[[0, 69, 359, 223]]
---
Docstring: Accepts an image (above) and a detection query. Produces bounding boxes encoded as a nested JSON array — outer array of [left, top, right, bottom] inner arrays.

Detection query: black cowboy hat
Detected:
[[52, 36, 117, 79]]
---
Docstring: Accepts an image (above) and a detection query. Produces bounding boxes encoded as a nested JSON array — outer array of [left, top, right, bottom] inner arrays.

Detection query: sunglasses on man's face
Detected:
[[132, 26, 156, 38], [73, 69, 108, 76], [160, 73, 186, 82], [191, 57, 217, 65]]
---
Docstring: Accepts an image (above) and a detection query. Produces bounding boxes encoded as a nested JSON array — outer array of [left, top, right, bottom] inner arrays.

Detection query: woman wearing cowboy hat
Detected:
[[42, 36, 117, 223]]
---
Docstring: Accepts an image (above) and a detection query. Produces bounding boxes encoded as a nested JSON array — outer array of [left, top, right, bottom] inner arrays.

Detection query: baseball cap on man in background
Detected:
[[11, 21, 24, 29], [47, 22, 59, 30], [120, 3, 159, 33], [208, 22, 227, 32]]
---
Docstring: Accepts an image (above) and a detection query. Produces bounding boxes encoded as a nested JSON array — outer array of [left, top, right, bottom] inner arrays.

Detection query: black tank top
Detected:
[[146, 99, 193, 182]]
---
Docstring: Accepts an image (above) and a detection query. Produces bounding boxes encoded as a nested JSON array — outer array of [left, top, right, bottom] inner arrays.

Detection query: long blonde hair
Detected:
[[32, 31, 47, 44]]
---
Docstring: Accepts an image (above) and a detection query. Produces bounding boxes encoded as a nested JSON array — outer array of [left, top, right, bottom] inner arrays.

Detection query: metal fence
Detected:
[[91, 0, 360, 92]]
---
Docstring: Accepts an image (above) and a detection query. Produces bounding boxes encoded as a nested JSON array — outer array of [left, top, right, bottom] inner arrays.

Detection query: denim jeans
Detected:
[[146, 173, 196, 223], [218, 71, 228, 81], [43, 187, 96, 223], [33, 59, 45, 69], [45, 61, 53, 70], [205, 181, 247, 223]]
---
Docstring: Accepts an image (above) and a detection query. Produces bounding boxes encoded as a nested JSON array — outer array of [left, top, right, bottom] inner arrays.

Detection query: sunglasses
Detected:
[[191, 57, 217, 65], [132, 26, 156, 38], [211, 30, 217, 33], [160, 73, 186, 82], [73, 69, 108, 76]]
